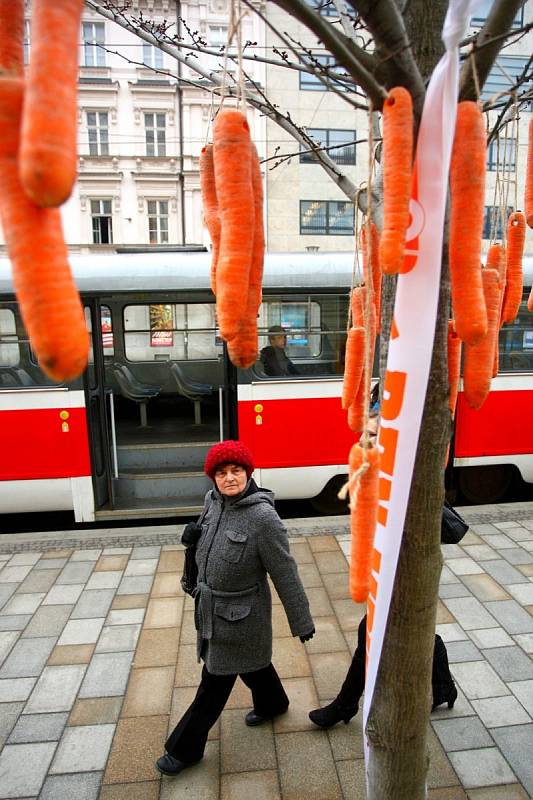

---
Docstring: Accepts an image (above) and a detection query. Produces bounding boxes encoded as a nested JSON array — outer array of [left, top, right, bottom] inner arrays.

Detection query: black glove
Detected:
[[181, 522, 203, 548], [299, 627, 315, 643]]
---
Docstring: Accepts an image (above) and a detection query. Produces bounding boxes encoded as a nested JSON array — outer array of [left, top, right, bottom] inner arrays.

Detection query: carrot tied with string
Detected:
[[485, 244, 505, 377], [463, 268, 500, 410], [501, 211, 526, 325], [346, 287, 376, 433], [200, 144, 221, 296], [379, 86, 414, 275], [449, 101, 487, 345], [361, 220, 381, 333], [348, 442, 380, 603]]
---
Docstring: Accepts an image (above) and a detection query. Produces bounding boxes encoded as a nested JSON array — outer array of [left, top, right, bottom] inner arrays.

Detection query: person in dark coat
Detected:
[[260, 325, 299, 376], [156, 439, 315, 777]]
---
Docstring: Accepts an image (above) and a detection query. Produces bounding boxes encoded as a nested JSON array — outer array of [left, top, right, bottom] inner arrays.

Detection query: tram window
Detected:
[[123, 303, 218, 361], [101, 306, 114, 355], [0, 309, 19, 367], [498, 296, 533, 372]]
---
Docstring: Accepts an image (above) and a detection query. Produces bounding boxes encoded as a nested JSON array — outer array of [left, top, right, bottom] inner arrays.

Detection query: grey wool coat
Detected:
[[192, 481, 314, 675]]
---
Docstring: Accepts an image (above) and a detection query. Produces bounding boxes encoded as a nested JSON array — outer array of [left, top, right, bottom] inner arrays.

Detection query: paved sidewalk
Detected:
[[0, 505, 532, 799]]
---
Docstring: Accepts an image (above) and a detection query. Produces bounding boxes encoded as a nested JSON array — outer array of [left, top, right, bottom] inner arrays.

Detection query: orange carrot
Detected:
[[346, 295, 376, 433], [501, 211, 526, 324], [0, 0, 24, 76], [463, 268, 500, 410], [0, 78, 88, 381], [227, 319, 258, 369], [342, 327, 365, 410], [526, 118, 533, 228], [348, 442, 380, 602], [485, 243, 506, 330], [379, 86, 414, 275], [213, 108, 254, 342], [19, 0, 83, 207], [447, 320, 462, 418], [200, 144, 221, 296], [361, 220, 381, 333], [449, 101, 487, 345]]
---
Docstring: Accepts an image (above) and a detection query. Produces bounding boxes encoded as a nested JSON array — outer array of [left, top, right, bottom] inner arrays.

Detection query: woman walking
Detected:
[[156, 439, 315, 777]]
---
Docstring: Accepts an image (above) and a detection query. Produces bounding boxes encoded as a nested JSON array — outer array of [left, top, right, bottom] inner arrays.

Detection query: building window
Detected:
[[142, 43, 163, 69], [82, 22, 105, 68], [299, 54, 348, 91], [144, 112, 166, 157], [300, 200, 354, 235], [0, 309, 19, 368], [301, 129, 356, 165], [481, 56, 531, 102], [86, 111, 109, 156], [487, 137, 516, 172], [305, 0, 338, 17], [148, 200, 169, 244], [208, 25, 228, 49], [91, 199, 113, 244], [471, 2, 524, 28], [24, 20, 30, 64], [483, 205, 512, 240]]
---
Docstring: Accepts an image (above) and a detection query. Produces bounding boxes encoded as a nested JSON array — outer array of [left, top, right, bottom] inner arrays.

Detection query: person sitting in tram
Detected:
[[259, 325, 299, 377]]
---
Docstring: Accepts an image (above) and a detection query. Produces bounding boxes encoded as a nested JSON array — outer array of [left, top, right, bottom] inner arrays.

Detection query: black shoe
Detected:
[[156, 753, 197, 776], [308, 698, 358, 729], [245, 707, 288, 727], [431, 682, 458, 712]]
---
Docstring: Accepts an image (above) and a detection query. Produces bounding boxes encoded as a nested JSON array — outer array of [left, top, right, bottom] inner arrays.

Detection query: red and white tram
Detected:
[[0, 249, 532, 522]]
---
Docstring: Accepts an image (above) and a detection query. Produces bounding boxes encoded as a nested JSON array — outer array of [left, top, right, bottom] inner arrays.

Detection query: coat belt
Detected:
[[194, 581, 259, 643]]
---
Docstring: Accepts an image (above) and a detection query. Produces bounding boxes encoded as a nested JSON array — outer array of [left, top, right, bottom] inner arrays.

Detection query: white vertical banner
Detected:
[[362, 0, 484, 781]]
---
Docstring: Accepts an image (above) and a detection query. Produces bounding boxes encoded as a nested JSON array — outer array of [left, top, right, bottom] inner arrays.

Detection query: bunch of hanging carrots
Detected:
[[199, 108, 264, 368], [0, 0, 88, 383]]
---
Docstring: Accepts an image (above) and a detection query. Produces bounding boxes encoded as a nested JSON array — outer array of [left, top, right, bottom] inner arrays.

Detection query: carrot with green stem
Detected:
[[19, 0, 84, 207], [200, 144, 221, 296], [501, 211, 526, 324], [213, 108, 254, 342], [449, 101, 487, 345], [463, 268, 500, 410], [348, 442, 380, 603], [379, 86, 414, 275]]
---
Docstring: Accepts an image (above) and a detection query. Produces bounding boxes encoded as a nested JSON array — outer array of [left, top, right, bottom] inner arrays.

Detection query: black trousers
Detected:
[[165, 662, 289, 764]]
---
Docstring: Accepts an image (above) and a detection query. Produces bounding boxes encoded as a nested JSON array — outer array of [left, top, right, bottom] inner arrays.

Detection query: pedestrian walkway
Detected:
[[0, 504, 532, 800]]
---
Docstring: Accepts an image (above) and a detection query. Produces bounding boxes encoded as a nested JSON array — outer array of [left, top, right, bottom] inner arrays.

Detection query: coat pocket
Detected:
[[220, 530, 248, 563], [214, 601, 251, 622]]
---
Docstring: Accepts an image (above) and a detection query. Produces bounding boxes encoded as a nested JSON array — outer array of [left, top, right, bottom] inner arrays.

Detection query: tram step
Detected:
[[114, 469, 211, 501], [116, 441, 215, 470], [95, 498, 204, 520]]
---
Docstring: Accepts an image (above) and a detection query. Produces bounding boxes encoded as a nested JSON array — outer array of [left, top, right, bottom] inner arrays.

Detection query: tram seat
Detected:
[[112, 363, 161, 428], [168, 362, 212, 425], [10, 368, 34, 386], [0, 371, 19, 388]]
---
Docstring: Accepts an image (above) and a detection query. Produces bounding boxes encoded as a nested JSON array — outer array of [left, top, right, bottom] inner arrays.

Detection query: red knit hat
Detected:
[[204, 440, 255, 480]]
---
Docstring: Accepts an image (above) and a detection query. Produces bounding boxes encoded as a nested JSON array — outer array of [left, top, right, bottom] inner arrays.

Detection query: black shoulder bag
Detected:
[[180, 510, 207, 596], [441, 500, 469, 545]]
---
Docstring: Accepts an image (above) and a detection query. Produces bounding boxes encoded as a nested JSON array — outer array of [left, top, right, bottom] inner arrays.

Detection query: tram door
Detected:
[[83, 300, 113, 511]]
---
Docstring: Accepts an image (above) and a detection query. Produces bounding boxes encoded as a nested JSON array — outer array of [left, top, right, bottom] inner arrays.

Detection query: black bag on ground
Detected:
[[180, 521, 203, 596], [441, 500, 469, 545], [431, 633, 457, 710]]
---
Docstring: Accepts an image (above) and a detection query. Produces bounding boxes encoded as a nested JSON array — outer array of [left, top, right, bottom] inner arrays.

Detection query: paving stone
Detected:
[[133, 626, 179, 667], [106, 608, 145, 626], [224, 679, 251, 712], [486, 724, 533, 796], [439, 565, 461, 585], [288, 540, 314, 563], [102, 547, 132, 555], [71, 589, 116, 620], [21, 605, 71, 638], [94, 555, 129, 572], [116, 575, 155, 595], [220, 707, 276, 772], [41, 549, 73, 559], [448, 747, 516, 788], [0, 636, 57, 678], [179, 610, 196, 645], [157, 550, 184, 573], [99, 782, 159, 800], [271, 676, 319, 733], [0, 582, 17, 610], [426, 726, 468, 789], [432, 716, 493, 752], [58, 618, 105, 646], [50, 723, 115, 773], [24, 665, 86, 713], [430, 685, 475, 720], [0, 701, 24, 748], [466, 786, 529, 799], [69, 549, 102, 561], [462, 545, 499, 561], [8, 712, 68, 743], [86, 571, 123, 590], [151, 573, 183, 597], [513, 632, 533, 652], [445, 640, 484, 663], [502, 526, 533, 542], [276, 730, 343, 800], [327, 709, 364, 760], [111, 593, 149, 610], [103, 714, 168, 784], [0, 564, 34, 582], [451, 661, 509, 699], [468, 627, 514, 649], [34, 558, 68, 570], [56, 561, 94, 585], [43, 584, 84, 606], [0, 676, 37, 701], [442, 597, 499, 630], [313, 550, 349, 575], [447, 558, 484, 576], [332, 597, 365, 631], [272, 636, 312, 678], [308, 535, 339, 552], [501, 548, 533, 565], [174, 643, 203, 687], [272, 604, 293, 637], [506, 582, 533, 605], [335, 759, 367, 800], [124, 558, 158, 576], [509, 679, 533, 715], [437, 600, 455, 624], [483, 645, 533, 682], [221, 769, 281, 800], [144, 596, 183, 629], [68, 696, 123, 726], [320, 571, 351, 600], [79, 651, 133, 698], [481, 560, 530, 585], [304, 615, 348, 654], [39, 771, 102, 800], [304, 587, 334, 617], [472, 695, 532, 728], [479, 533, 516, 549], [461, 574, 510, 601], [159, 740, 219, 800], [0, 741, 56, 797], [438, 583, 473, 599], [96, 623, 141, 653], [0, 630, 19, 665], [47, 644, 95, 666], [131, 545, 161, 558], [309, 650, 352, 699], [7, 553, 42, 566], [16, 568, 61, 594], [122, 666, 174, 717], [441, 543, 466, 560], [484, 600, 533, 634], [435, 623, 469, 642], [0, 614, 31, 631]]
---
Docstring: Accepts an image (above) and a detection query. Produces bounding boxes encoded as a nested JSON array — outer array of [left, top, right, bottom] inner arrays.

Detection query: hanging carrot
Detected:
[[379, 86, 414, 275], [227, 319, 258, 369], [526, 118, 533, 229], [213, 108, 254, 342], [0, 78, 88, 382], [447, 320, 461, 418], [0, 0, 24, 77], [200, 144, 221, 296], [349, 442, 380, 603], [463, 268, 500, 410], [501, 211, 526, 324], [449, 101, 487, 345], [19, 0, 83, 207], [342, 327, 365, 410], [346, 297, 376, 432], [361, 220, 381, 333]]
